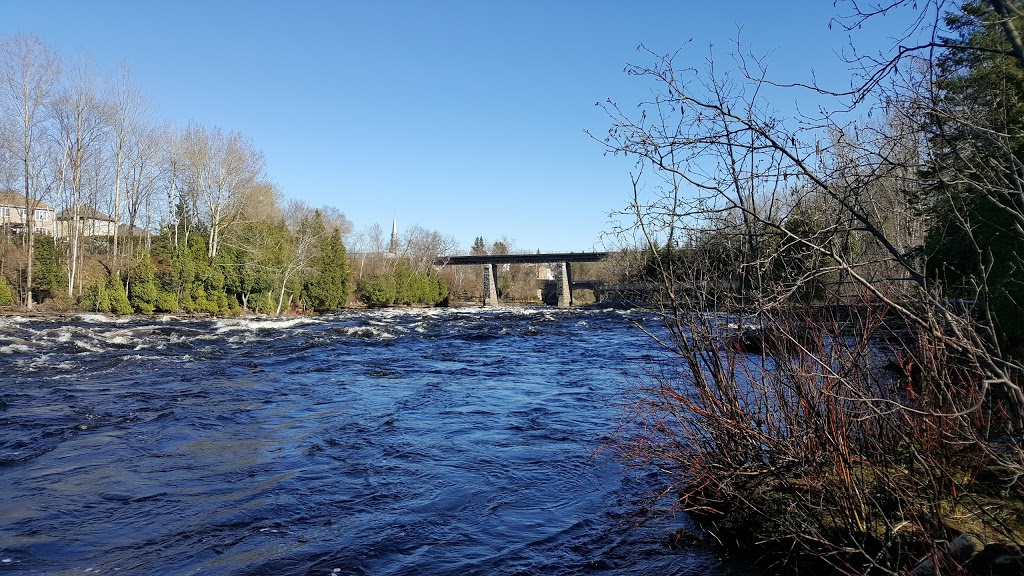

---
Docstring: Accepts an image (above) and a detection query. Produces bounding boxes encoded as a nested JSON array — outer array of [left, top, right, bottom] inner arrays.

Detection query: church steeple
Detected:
[[389, 214, 399, 254]]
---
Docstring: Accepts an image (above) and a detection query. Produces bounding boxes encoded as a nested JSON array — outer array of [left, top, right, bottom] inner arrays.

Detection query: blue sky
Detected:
[[0, 1, 919, 253]]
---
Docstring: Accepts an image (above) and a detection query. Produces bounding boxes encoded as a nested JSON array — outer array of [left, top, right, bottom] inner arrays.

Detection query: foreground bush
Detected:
[[602, 3, 1024, 571], [619, 297, 1023, 573]]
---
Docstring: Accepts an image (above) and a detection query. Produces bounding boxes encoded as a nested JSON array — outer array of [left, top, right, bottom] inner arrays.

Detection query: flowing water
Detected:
[[0, 308, 755, 575]]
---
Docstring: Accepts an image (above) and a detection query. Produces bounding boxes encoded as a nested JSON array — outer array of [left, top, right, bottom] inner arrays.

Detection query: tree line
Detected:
[[0, 34, 452, 314]]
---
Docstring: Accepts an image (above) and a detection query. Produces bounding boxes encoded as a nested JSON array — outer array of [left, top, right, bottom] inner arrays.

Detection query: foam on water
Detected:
[[0, 308, 745, 576], [76, 313, 134, 324], [337, 326, 395, 339], [214, 316, 323, 332], [0, 343, 30, 354]]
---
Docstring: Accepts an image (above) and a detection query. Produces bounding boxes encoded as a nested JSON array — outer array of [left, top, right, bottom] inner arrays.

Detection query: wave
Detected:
[[75, 313, 135, 324], [0, 343, 31, 354], [213, 316, 323, 332], [333, 326, 395, 340]]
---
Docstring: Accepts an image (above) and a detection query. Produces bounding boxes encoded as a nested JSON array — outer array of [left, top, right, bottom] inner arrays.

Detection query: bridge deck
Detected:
[[434, 252, 609, 266]]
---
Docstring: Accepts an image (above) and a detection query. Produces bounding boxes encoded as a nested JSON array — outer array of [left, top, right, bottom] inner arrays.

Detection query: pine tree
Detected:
[[925, 1, 1024, 355], [470, 236, 487, 255], [302, 228, 351, 312], [31, 236, 64, 302]]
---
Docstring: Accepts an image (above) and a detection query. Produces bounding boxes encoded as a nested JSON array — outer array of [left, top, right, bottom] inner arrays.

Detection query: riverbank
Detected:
[[630, 309, 1024, 575], [675, 459, 1024, 575]]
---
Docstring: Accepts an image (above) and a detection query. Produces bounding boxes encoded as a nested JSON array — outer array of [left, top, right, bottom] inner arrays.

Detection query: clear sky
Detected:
[[0, 1, 918, 253]]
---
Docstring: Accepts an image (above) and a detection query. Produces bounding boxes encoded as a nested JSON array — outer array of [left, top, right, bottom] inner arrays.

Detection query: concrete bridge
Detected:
[[434, 252, 609, 307]]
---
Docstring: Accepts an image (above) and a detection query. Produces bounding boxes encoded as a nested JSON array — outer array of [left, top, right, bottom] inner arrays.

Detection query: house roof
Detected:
[[57, 206, 114, 222], [0, 190, 53, 211], [118, 223, 149, 237]]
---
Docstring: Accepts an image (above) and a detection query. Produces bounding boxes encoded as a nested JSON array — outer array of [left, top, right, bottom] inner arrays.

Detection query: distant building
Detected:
[[56, 206, 116, 238], [389, 215, 399, 255], [118, 223, 149, 239], [0, 190, 56, 236]]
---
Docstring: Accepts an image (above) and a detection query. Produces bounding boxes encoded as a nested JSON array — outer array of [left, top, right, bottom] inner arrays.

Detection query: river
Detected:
[[0, 307, 759, 575]]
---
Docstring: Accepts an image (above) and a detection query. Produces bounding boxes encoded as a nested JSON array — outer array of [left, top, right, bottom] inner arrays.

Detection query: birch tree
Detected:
[[157, 126, 190, 248], [51, 56, 105, 295], [120, 124, 160, 258], [181, 123, 264, 259], [0, 34, 61, 309], [274, 201, 324, 315], [108, 63, 153, 267]]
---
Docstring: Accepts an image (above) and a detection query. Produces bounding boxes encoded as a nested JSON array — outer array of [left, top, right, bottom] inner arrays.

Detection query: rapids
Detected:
[[0, 308, 758, 575]]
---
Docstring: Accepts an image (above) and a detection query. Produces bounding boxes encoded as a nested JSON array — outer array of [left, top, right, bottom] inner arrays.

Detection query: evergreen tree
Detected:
[[80, 274, 131, 314], [358, 260, 448, 307], [0, 278, 14, 306], [106, 274, 133, 315], [301, 228, 350, 312], [31, 236, 64, 302], [926, 1, 1024, 355], [80, 282, 111, 313], [128, 255, 159, 314]]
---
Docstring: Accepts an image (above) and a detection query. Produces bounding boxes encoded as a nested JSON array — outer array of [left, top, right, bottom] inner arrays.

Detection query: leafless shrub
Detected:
[[601, 3, 1024, 570]]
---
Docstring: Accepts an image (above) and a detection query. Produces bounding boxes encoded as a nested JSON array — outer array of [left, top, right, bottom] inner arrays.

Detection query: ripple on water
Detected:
[[0, 309, 758, 576]]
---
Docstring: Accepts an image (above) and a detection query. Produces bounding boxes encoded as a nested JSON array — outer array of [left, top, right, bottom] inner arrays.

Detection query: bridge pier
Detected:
[[482, 263, 499, 306], [556, 262, 572, 308]]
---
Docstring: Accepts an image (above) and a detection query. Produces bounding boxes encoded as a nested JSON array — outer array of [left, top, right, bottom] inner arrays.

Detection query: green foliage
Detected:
[[148, 230, 237, 314], [301, 228, 351, 312], [128, 256, 159, 314], [925, 2, 1024, 355], [769, 208, 838, 303], [80, 275, 131, 314], [107, 275, 133, 315], [218, 240, 273, 311], [155, 291, 178, 313], [358, 261, 447, 307], [250, 291, 276, 314], [0, 278, 14, 307], [629, 242, 691, 284], [470, 236, 487, 255], [96, 212, 360, 317], [32, 236, 64, 301], [80, 282, 110, 313], [359, 272, 398, 306]]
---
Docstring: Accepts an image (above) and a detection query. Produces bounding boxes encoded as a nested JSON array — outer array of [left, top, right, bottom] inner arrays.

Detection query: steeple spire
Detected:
[[389, 214, 399, 254]]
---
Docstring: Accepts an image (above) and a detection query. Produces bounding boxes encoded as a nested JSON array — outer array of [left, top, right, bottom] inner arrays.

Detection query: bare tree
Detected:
[[317, 205, 353, 238], [51, 55, 106, 296], [107, 62, 154, 268], [0, 34, 61, 309], [402, 224, 459, 272], [181, 122, 265, 259], [156, 125, 193, 248], [599, 3, 1024, 569], [350, 223, 385, 280], [120, 124, 161, 257]]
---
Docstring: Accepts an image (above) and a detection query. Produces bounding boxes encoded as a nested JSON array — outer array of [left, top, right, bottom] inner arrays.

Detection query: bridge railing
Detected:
[[434, 251, 610, 266]]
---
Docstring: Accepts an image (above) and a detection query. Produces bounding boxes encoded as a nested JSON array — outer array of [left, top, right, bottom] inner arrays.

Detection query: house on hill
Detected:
[[56, 206, 117, 238], [0, 190, 56, 236], [118, 223, 149, 239]]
